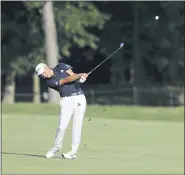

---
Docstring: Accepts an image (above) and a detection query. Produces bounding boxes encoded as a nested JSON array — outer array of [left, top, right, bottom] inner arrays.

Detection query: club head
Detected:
[[120, 43, 124, 48]]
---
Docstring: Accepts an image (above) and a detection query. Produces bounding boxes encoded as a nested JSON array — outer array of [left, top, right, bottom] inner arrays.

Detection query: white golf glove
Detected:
[[78, 76, 86, 83]]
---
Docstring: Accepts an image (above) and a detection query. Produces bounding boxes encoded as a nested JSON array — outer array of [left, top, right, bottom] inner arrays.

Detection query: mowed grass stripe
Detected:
[[2, 104, 184, 122], [2, 114, 184, 174]]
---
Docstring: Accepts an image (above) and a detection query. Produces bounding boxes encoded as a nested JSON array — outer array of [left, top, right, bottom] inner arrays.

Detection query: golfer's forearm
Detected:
[[66, 69, 76, 76], [59, 74, 80, 85]]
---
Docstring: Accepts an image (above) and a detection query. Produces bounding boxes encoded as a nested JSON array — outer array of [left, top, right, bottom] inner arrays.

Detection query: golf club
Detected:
[[88, 43, 124, 76]]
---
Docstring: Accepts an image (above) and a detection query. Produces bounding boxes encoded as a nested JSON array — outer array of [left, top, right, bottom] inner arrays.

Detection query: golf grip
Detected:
[[88, 47, 122, 75]]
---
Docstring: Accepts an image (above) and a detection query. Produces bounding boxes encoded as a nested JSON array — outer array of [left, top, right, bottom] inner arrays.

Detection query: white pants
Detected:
[[53, 94, 86, 154]]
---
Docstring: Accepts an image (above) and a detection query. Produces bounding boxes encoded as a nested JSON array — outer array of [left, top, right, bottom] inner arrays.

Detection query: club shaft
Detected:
[[88, 47, 121, 75]]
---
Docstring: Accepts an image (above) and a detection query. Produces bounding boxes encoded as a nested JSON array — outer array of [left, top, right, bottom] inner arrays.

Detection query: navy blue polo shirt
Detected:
[[46, 63, 83, 97]]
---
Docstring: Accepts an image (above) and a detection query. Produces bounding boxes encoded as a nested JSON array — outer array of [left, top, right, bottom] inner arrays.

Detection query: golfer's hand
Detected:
[[78, 73, 88, 78], [78, 73, 88, 83], [81, 73, 88, 79]]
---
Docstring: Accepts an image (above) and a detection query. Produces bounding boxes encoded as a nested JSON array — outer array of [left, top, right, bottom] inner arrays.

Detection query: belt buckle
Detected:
[[72, 92, 76, 96], [71, 91, 81, 97]]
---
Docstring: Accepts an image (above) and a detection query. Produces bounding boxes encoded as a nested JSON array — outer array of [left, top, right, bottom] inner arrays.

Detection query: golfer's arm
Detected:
[[59, 74, 80, 86]]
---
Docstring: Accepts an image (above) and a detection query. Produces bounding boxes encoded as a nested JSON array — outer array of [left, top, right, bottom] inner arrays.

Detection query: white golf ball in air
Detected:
[[120, 43, 124, 48], [155, 16, 159, 20]]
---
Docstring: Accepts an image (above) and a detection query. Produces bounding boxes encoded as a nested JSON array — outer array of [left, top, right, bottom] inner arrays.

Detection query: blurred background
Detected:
[[1, 1, 184, 106]]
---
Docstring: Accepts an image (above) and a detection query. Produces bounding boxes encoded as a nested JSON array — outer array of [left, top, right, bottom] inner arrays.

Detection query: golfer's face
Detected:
[[42, 66, 52, 78]]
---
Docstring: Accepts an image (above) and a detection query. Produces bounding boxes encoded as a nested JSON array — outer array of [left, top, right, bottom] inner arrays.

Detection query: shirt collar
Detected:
[[51, 69, 57, 77]]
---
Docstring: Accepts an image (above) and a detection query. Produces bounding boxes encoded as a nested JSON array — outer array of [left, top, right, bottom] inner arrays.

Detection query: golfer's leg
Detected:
[[53, 97, 74, 149], [72, 95, 87, 154]]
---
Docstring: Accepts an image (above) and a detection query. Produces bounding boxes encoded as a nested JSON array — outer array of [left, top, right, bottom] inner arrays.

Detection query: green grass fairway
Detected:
[[2, 105, 184, 174]]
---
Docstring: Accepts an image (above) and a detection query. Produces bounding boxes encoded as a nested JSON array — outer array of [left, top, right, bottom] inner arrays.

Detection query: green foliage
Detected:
[[24, 1, 45, 10], [2, 1, 110, 75], [2, 1, 183, 86], [160, 2, 184, 62], [97, 1, 184, 85], [2, 2, 45, 75], [142, 2, 184, 66], [138, 2, 184, 84], [54, 1, 110, 57]]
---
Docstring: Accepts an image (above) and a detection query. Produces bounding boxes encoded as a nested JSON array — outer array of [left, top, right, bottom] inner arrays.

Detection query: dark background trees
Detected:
[[1, 1, 184, 105]]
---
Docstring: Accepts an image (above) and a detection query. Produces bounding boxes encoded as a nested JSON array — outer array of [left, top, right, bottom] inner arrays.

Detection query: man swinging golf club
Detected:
[[35, 43, 124, 159], [35, 62, 88, 159]]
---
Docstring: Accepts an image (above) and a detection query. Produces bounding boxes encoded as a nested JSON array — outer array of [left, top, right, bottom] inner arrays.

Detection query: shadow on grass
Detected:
[[1, 151, 61, 159]]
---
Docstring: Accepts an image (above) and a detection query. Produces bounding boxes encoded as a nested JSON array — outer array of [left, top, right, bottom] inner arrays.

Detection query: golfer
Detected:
[[35, 62, 88, 159]]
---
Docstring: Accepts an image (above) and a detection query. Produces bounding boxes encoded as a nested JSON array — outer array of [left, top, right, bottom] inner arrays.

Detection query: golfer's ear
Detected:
[[66, 69, 75, 75]]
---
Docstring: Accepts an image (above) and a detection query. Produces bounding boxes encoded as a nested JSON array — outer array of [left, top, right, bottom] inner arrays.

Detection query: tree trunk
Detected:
[[33, 72, 40, 104], [3, 72, 15, 104], [170, 32, 181, 86], [132, 3, 148, 87], [110, 51, 127, 85], [169, 58, 179, 86], [42, 1, 60, 104]]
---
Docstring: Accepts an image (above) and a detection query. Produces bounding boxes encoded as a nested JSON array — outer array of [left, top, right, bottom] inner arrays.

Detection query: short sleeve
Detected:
[[58, 63, 72, 72], [46, 79, 60, 88]]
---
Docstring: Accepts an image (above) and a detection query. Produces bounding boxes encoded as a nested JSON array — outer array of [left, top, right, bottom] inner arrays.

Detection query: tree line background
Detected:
[[1, 1, 184, 105]]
